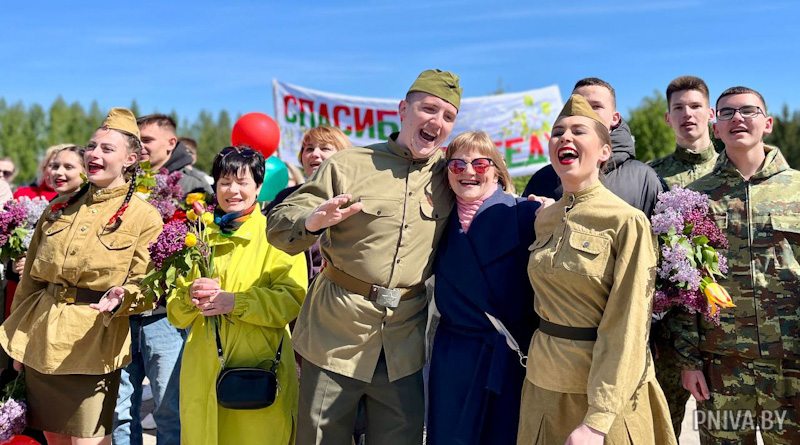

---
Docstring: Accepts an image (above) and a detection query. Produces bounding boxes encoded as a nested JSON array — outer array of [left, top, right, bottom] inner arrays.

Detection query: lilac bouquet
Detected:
[[0, 197, 50, 261], [141, 200, 215, 305], [651, 187, 734, 325], [0, 374, 27, 441]]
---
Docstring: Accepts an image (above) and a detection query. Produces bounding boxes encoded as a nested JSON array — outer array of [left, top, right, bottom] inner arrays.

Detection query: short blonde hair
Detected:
[[446, 131, 514, 194], [297, 126, 351, 163]]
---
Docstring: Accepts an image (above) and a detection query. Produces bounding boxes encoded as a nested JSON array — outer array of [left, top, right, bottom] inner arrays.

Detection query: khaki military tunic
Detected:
[[267, 133, 452, 382], [522, 183, 674, 440], [0, 184, 163, 375], [649, 143, 718, 189]]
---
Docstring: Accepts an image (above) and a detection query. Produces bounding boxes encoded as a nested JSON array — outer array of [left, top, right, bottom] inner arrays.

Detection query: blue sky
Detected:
[[2, 0, 799, 123]]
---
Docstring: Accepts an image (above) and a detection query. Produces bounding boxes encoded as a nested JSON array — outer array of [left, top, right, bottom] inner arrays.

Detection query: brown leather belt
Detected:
[[538, 319, 598, 341], [322, 266, 424, 303], [48, 283, 106, 305]]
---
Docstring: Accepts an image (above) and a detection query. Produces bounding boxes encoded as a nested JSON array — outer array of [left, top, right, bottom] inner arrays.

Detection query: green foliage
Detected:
[[512, 174, 531, 195], [765, 104, 800, 169], [0, 97, 235, 184], [626, 90, 675, 162]]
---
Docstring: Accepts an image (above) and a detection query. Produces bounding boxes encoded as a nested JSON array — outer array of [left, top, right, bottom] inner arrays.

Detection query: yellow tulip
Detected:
[[136, 185, 150, 194], [704, 282, 735, 308], [186, 193, 206, 205], [186, 209, 198, 221], [184, 233, 198, 248], [201, 212, 214, 225]]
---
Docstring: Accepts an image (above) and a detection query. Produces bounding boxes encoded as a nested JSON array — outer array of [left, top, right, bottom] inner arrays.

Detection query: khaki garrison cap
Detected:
[[101, 107, 140, 140], [556, 94, 605, 127], [407, 69, 463, 110]]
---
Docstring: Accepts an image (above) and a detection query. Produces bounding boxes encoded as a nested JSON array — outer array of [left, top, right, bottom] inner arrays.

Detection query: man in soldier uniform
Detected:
[[671, 86, 800, 444], [649, 75, 718, 438], [267, 69, 460, 445], [650, 75, 718, 188]]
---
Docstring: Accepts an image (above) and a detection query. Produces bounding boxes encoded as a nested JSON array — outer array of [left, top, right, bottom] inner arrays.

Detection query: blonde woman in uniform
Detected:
[[517, 95, 676, 445]]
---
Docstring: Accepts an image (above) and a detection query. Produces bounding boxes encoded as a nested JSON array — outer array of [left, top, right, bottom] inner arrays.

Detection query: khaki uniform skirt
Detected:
[[25, 367, 122, 438], [516, 379, 676, 445]]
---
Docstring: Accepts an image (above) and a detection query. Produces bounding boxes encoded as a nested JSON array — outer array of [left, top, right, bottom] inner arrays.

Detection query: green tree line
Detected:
[[0, 97, 233, 184]]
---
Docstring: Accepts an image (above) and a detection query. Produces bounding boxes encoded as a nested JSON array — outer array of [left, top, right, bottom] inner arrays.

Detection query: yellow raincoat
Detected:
[[167, 210, 307, 445]]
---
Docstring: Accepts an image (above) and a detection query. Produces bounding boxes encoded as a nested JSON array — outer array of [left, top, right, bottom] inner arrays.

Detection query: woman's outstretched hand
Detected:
[[90, 287, 125, 313]]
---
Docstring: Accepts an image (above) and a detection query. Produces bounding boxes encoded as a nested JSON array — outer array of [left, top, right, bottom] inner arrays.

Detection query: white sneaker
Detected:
[[141, 384, 154, 402], [141, 413, 157, 430]]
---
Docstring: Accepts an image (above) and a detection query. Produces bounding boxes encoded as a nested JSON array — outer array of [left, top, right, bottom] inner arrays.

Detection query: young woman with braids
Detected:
[[0, 108, 163, 445]]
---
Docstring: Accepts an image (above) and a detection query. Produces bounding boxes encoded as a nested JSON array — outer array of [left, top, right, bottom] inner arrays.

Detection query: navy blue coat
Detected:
[[427, 189, 539, 445]]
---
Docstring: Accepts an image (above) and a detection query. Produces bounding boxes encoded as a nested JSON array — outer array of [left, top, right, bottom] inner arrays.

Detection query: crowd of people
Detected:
[[0, 68, 796, 445]]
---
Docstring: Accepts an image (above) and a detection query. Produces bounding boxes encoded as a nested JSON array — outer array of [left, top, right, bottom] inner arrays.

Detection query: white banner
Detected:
[[273, 79, 563, 177]]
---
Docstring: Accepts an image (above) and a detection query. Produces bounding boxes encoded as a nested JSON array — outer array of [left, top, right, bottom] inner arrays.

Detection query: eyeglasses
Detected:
[[219, 146, 258, 159], [446, 158, 494, 175], [717, 106, 764, 121], [0, 170, 12, 179]]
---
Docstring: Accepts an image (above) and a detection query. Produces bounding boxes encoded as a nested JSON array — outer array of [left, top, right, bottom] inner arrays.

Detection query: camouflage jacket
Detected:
[[669, 145, 800, 368], [648, 143, 718, 189]]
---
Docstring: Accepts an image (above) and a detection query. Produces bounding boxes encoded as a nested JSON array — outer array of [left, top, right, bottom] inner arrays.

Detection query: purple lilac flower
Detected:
[[149, 171, 184, 222], [18, 197, 49, 248], [148, 220, 189, 269], [718, 254, 728, 275], [684, 208, 729, 249], [0, 398, 27, 441], [651, 208, 684, 235], [0, 201, 28, 248], [658, 244, 702, 290], [653, 186, 708, 217]]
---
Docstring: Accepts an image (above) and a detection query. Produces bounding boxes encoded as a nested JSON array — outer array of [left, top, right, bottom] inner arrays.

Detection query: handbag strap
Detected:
[[215, 320, 284, 371]]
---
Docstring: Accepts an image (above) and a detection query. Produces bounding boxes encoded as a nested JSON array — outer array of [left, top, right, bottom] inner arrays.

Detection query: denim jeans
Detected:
[[112, 314, 184, 445]]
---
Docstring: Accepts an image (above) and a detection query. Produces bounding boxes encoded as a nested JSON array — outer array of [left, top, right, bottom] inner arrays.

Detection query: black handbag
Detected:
[[214, 322, 283, 410]]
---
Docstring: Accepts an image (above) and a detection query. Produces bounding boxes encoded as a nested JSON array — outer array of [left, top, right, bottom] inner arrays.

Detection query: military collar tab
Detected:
[[674, 143, 717, 164]]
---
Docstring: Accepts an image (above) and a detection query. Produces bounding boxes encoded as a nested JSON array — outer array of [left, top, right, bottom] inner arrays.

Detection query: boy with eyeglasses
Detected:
[[669, 86, 800, 443]]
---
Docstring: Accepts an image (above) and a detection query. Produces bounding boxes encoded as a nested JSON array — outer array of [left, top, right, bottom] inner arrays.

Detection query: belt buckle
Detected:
[[369, 285, 401, 308], [57, 286, 76, 304]]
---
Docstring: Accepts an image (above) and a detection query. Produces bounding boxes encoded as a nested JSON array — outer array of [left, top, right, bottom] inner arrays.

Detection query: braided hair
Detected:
[[104, 132, 141, 232]]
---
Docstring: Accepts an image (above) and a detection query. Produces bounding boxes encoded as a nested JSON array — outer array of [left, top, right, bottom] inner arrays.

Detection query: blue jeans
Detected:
[[112, 314, 184, 445]]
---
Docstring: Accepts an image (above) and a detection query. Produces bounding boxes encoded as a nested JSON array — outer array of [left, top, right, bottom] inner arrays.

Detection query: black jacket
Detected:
[[522, 119, 665, 217]]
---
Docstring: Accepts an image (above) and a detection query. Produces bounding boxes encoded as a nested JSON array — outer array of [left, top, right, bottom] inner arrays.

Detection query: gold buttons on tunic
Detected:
[[583, 241, 590, 248], [90, 208, 98, 214], [80, 226, 87, 232]]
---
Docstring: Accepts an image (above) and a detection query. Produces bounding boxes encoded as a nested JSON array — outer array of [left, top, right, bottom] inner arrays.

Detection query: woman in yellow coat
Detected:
[[517, 95, 676, 445], [167, 146, 307, 445]]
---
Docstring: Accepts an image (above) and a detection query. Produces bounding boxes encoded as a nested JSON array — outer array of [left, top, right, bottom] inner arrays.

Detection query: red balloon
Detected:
[[2, 435, 40, 445], [231, 112, 280, 157]]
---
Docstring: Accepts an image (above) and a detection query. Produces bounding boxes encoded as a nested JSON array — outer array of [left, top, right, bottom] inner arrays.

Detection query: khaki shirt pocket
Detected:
[[359, 197, 399, 218], [93, 230, 137, 271], [560, 229, 611, 277], [37, 218, 73, 262]]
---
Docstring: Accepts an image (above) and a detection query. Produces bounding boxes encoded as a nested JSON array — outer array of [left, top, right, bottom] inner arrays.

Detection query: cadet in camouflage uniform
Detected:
[[267, 69, 460, 445], [649, 75, 719, 188], [649, 76, 718, 438], [670, 86, 800, 444]]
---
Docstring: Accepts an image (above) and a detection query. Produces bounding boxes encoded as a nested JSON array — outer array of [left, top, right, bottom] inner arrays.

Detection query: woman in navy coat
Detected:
[[427, 131, 539, 445]]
